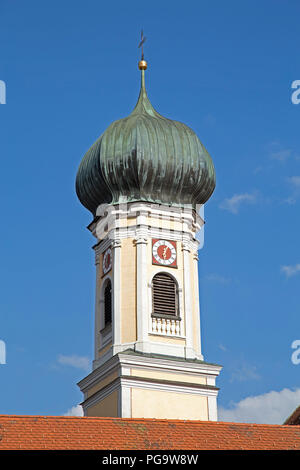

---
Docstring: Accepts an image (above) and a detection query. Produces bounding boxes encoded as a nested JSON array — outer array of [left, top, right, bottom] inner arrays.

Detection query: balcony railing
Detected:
[[150, 316, 182, 337]]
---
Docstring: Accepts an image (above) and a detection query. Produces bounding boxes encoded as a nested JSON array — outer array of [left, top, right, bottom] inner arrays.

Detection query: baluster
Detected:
[[152, 317, 156, 333], [161, 318, 166, 335]]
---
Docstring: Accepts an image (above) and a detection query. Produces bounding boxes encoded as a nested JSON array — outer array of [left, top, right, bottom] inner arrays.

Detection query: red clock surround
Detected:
[[102, 247, 112, 275], [152, 239, 177, 268]]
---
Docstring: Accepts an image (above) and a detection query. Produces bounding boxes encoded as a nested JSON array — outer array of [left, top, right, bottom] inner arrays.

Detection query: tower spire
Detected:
[[132, 29, 157, 116]]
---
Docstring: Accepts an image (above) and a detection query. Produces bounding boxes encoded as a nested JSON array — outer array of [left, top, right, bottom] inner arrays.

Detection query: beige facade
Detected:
[[93, 204, 203, 362], [78, 202, 221, 420], [78, 351, 220, 420], [131, 389, 208, 420], [120, 238, 137, 345]]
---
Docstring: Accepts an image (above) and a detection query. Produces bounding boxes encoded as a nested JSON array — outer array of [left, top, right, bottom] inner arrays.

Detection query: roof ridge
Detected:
[[0, 415, 295, 428]]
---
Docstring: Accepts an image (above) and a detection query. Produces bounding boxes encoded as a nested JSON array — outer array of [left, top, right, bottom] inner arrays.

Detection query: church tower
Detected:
[[76, 55, 221, 420]]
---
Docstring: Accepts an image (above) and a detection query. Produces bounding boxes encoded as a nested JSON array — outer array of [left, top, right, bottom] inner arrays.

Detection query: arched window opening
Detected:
[[152, 273, 179, 317], [104, 280, 112, 326]]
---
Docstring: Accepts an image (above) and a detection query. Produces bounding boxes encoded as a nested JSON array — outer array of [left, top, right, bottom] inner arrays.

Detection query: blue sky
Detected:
[[0, 0, 300, 423]]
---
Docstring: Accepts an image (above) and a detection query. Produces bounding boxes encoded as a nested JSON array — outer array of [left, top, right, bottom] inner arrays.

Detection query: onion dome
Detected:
[[76, 61, 215, 215]]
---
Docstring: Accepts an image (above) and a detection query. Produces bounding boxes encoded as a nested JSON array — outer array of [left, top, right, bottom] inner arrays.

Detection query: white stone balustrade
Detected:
[[151, 316, 182, 337]]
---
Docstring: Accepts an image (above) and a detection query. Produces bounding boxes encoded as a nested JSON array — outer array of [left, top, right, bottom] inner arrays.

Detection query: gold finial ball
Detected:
[[138, 60, 147, 70]]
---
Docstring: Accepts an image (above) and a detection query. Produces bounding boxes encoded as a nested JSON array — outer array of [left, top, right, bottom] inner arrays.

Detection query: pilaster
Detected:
[[193, 250, 203, 360], [134, 235, 149, 353], [182, 241, 195, 359], [112, 239, 122, 355]]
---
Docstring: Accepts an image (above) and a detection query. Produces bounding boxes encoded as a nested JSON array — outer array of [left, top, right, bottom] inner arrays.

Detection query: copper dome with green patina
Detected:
[[76, 69, 216, 215]]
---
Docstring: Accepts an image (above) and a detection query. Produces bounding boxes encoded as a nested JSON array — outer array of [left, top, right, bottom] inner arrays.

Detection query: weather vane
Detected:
[[138, 30, 147, 70]]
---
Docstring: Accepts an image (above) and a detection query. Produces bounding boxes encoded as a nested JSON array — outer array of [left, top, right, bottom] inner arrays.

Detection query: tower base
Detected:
[[78, 350, 222, 421]]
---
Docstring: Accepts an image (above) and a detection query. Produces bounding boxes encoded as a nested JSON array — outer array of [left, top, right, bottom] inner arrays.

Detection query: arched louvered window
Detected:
[[152, 273, 179, 317], [104, 280, 112, 326]]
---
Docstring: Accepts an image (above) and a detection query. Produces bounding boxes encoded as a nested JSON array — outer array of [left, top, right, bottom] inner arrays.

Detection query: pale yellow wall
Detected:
[[96, 211, 201, 354], [147, 216, 183, 232], [86, 371, 118, 399], [121, 238, 137, 343], [118, 217, 139, 228], [85, 390, 119, 417], [131, 368, 207, 385], [131, 388, 208, 420]]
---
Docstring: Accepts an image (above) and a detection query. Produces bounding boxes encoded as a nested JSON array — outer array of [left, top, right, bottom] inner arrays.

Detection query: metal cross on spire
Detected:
[[138, 29, 146, 60]]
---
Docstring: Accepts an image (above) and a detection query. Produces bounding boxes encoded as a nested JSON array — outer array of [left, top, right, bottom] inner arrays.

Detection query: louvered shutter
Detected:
[[104, 281, 112, 325], [152, 273, 178, 316]]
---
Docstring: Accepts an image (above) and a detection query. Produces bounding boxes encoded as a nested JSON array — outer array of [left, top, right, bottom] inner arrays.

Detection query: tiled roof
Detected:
[[1, 415, 300, 450]]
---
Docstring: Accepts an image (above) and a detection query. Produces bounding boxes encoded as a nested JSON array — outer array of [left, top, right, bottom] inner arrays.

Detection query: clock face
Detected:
[[152, 239, 177, 267], [102, 248, 112, 275]]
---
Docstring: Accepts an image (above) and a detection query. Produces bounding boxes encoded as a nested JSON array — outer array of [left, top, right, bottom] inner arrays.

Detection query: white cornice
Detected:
[[120, 376, 219, 396], [118, 353, 222, 378], [78, 351, 222, 394], [93, 226, 199, 253], [91, 202, 203, 246], [82, 374, 219, 411]]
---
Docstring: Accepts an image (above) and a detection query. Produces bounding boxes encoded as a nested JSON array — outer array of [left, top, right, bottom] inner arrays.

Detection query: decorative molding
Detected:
[[119, 376, 219, 397], [181, 242, 191, 253], [134, 237, 148, 246], [93, 225, 199, 253], [118, 352, 222, 380], [79, 350, 222, 396], [112, 239, 122, 250], [92, 202, 201, 251]]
